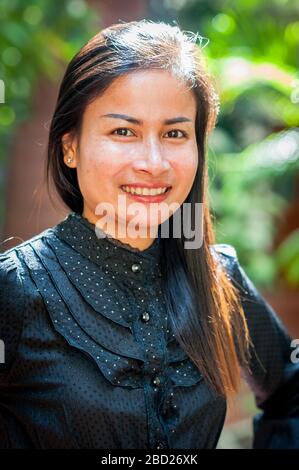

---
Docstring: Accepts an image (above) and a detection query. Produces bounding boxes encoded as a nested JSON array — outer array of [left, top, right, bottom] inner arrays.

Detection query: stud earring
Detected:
[[66, 156, 73, 164]]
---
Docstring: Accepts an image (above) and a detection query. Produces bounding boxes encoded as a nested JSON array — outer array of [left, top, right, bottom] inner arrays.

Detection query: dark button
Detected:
[[155, 441, 168, 449], [141, 312, 150, 322], [151, 376, 161, 388], [131, 263, 141, 273]]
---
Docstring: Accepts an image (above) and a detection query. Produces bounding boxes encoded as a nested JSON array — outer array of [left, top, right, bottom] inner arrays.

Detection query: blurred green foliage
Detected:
[[275, 228, 299, 286], [176, 0, 299, 288], [0, 0, 97, 223]]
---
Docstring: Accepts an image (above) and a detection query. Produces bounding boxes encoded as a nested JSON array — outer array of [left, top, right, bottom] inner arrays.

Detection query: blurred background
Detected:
[[0, 0, 298, 449]]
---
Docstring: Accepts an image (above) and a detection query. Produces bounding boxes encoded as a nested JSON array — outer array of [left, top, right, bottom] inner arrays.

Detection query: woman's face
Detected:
[[62, 69, 198, 245]]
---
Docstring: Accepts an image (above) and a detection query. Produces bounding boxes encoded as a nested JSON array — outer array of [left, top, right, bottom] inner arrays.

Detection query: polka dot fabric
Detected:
[[1, 212, 299, 449]]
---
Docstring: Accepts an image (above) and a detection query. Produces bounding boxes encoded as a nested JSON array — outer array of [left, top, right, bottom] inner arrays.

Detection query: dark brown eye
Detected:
[[112, 128, 134, 137], [165, 129, 187, 138]]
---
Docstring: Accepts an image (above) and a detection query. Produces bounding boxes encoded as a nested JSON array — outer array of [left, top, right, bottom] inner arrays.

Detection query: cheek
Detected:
[[80, 138, 128, 172], [76, 154, 107, 198], [77, 143, 110, 178], [173, 145, 198, 177], [171, 147, 198, 199]]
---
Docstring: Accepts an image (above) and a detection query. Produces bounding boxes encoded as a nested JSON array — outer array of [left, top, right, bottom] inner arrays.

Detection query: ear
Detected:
[[62, 132, 78, 169]]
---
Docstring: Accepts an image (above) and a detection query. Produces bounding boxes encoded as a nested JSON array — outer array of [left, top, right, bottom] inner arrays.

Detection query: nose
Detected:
[[132, 137, 171, 176]]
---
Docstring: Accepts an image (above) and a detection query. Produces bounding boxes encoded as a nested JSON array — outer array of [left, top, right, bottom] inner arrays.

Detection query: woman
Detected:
[[0, 20, 298, 449]]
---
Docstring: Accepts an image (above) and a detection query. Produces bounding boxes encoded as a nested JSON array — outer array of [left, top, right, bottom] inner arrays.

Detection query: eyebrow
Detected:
[[100, 113, 193, 125]]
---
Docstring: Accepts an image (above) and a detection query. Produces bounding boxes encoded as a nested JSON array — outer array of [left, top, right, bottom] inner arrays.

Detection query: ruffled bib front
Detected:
[[7, 211, 229, 449]]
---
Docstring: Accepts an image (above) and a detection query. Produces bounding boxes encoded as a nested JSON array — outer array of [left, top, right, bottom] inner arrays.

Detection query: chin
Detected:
[[120, 217, 159, 235]]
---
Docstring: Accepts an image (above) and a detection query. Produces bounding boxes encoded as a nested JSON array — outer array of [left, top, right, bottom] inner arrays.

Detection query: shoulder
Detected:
[[1, 225, 56, 258], [210, 243, 238, 275], [210, 243, 238, 264], [0, 248, 25, 292], [210, 243, 237, 260], [1, 226, 57, 270], [0, 226, 59, 311], [0, 228, 54, 306]]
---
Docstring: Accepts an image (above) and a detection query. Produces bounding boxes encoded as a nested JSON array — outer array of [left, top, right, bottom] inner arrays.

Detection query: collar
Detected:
[[52, 212, 162, 285]]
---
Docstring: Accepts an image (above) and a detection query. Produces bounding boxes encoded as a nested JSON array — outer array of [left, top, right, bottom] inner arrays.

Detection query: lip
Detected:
[[120, 186, 172, 203]]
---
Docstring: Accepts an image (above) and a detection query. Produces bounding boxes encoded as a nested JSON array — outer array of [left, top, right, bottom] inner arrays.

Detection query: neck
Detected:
[[82, 207, 158, 251]]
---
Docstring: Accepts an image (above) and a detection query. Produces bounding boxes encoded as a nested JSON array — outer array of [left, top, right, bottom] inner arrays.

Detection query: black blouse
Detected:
[[0, 211, 298, 449]]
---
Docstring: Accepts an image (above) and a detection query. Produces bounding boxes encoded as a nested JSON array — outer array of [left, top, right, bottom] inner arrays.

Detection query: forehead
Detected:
[[84, 69, 197, 121]]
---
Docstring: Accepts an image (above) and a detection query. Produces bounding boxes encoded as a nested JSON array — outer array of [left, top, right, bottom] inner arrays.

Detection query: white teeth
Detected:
[[121, 186, 169, 196]]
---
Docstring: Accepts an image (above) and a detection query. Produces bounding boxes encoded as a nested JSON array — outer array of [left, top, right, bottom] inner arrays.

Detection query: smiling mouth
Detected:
[[120, 186, 172, 196]]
